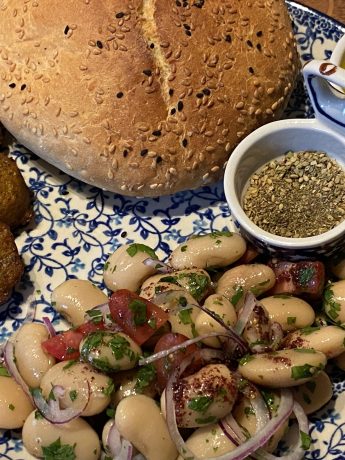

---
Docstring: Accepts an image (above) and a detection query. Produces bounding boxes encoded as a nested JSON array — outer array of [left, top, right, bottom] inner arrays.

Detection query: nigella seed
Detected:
[[143, 69, 152, 76], [150, 43, 155, 49], [177, 101, 184, 111], [183, 24, 191, 30], [248, 67, 254, 74], [247, 40, 253, 48], [176, 0, 182, 6], [121, 231, 127, 237], [225, 34, 232, 43], [96, 40, 103, 49], [202, 88, 211, 96], [171, 108, 176, 115], [185, 30, 192, 37], [196, 92, 204, 98], [169, 89, 174, 96], [116, 92, 124, 98], [9, 83, 16, 88], [123, 149, 128, 157], [182, 138, 188, 147], [20, 84, 26, 91], [256, 31, 263, 37], [256, 43, 262, 51], [116, 12, 125, 18], [140, 149, 148, 157], [64, 25, 70, 35], [152, 130, 161, 137], [156, 156, 163, 163]]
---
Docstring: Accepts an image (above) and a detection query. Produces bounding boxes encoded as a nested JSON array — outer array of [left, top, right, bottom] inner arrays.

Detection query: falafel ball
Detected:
[[0, 222, 24, 304], [0, 153, 33, 229]]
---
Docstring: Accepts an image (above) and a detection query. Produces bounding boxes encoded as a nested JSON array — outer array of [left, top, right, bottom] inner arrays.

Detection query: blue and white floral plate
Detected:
[[1, 2, 345, 459]]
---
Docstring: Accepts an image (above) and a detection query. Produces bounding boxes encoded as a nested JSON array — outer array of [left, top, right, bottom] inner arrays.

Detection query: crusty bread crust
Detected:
[[0, 0, 299, 196]]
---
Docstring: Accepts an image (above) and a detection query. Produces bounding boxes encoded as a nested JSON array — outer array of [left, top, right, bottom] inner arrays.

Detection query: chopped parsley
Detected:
[[291, 363, 323, 380], [135, 363, 157, 393], [181, 245, 188, 252], [106, 407, 115, 418], [195, 415, 217, 424], [129, 299, 147, 326], [231, 285, 244, 306], [300, 431, 312, 450], [103, 379, 115, 397], [287, 316, 296, 325], [324, 284, 341, 322], [0, 365, 10, 377], [178, 308, 193, 325], [239, 354, 255, 366], [209, 230, 233, 238], [298, 266, 315, 286], [42, 438, 76, 460], [63, 360, 77, 371], [126, 243, 157, 259], [69, 390, 78, 401], [85, 308, 103, 324], [188, 396, 213, 413]]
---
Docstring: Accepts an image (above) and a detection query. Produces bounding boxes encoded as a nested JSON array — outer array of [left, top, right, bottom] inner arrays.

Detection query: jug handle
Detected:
[[302, 60, 345, 133]]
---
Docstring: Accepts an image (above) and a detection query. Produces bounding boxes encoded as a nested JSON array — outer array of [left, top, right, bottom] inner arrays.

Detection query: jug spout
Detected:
[[302, 59, 345, 134]]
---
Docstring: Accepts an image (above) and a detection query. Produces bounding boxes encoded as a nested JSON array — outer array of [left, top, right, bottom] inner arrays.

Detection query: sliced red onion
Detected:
[[165, 348, 226, 460], [139, 332, 234, 366], [143, 257, 173, 273], [222, 414, 246, 443], [235, 292, 257, 335], [42, 316, 56, 337], [32, 382, 90, 424], [23, 293, 37, 324], [218, 417, 241, 446], [253, 401, 309, 460], [166, 365, 294, 460], [107, 420, 121, 457], [251, 390, 271, 431], [4, 340, 33, 404]]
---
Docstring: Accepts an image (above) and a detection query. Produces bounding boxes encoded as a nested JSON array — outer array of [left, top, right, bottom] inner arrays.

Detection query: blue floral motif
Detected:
[[1, 3, 345, 458]]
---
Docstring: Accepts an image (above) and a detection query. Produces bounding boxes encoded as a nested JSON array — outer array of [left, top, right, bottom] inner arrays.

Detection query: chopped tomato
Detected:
[[42, 321, 105, 361], [109, 289, 169, 346], [153, 333, 199, 391]]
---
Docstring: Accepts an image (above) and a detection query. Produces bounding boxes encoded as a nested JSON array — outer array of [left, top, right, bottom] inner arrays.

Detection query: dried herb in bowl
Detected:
[[242, 151, 345, 238]]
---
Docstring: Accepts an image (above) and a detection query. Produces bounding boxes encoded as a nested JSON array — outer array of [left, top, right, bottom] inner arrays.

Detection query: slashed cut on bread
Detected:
[[0, 0, 299, 196]]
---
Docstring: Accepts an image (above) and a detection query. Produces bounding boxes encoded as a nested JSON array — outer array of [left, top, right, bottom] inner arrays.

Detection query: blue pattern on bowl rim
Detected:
[[1, 2, 345, 458]]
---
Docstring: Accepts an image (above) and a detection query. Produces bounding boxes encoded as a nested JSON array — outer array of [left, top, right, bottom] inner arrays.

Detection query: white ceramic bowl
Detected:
[[224, 118, 345, 259]]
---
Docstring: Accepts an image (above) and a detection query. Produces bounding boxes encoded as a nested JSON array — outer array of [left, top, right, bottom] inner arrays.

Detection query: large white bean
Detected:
[[283, 325, 345, 359], [115, 394, 178, 460], [216, 264, 275, 308], [22, 410, 100, 460], [260, 295, 315, 332], [79, 331, 141, 372], [104, 243, 158, 292], [323, 280, 345, 324], [140, 269, 211, 302], [51, 279, 108, 327], [233, 392, 287, 453], [169, 232, 246, 270], [195, 294, 237, 347], [292, 371, 332, 415], [40, 362, 112, 416], [177, 423, 236, 459], [238, 349, 327, 388], [111, 369, 156, 406], [0, 375, 33, 429], [331, 258, 345, 280], [14, 323, 55, 388], [161, 364, 238, 428]]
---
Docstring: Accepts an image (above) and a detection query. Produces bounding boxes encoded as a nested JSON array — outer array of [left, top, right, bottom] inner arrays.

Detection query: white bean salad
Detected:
[[1, 231, 345, 460]]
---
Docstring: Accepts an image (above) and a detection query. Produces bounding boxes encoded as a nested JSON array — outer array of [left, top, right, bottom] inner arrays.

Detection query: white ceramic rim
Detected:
[[331, 34, 345, 64], [224, 118, 345, 251]]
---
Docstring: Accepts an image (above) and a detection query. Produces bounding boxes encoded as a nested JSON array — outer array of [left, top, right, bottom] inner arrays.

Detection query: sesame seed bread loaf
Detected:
[[0, 0, 299, 196]]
